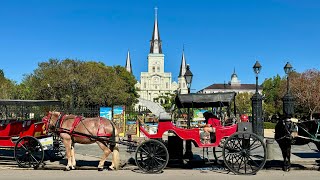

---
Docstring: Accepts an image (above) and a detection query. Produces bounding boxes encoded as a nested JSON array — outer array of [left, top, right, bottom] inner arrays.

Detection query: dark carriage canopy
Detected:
[[0, 99, 62, 106], [175, 92, 236, 109], [0, 99, 62, 120]]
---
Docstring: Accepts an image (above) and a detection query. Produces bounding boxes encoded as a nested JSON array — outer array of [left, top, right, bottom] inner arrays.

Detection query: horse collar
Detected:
[[55, 114, 65, 131]]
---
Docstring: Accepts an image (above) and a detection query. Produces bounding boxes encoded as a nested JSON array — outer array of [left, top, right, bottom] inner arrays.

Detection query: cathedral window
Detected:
[[166, 82, 169, 89], [144, 83, 146, 89], [157, 66, 160, 72], [152, 66, 155, 72]]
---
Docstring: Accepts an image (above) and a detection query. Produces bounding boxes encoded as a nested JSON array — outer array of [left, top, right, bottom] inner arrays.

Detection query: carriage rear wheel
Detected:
[[222, 132, 266, 175], [135, 139, 169, 173], [14, 136, 44, 169]]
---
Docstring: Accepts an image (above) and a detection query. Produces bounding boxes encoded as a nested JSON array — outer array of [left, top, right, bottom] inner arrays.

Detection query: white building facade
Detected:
[[197, 69, 263, 94], [131, 9, 188, 103]]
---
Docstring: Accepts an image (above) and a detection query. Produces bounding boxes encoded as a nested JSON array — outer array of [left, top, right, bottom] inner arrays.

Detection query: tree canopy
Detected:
[[290, 69, 320, 119], [262, 74, 285, 117], [21, 59, 138, 108], [0, 69, 16, 99]]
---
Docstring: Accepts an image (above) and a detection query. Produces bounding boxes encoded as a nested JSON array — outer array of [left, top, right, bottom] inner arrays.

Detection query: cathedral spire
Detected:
[[179, 46, 187, 77], [125, 50, 132, 74], [149, 7, 162, 54]]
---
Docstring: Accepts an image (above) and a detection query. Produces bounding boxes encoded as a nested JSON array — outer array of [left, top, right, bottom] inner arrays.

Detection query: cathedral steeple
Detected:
[[125, 50, 132, 74], [179, 46, 187, 77], [149, 7, 162, 54]]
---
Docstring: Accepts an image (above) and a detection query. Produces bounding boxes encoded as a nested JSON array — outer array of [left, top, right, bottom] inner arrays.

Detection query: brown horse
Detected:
[[42, 111, 120, 171]]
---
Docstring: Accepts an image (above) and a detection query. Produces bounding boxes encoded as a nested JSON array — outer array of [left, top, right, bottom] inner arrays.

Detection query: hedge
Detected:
[[264, 122, 276, 129]]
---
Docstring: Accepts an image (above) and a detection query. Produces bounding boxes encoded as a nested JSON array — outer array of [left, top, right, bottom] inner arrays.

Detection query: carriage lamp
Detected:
[[184, 64, 193, 94], [282, 62, 294, 118], [251, 61, 263, 137]]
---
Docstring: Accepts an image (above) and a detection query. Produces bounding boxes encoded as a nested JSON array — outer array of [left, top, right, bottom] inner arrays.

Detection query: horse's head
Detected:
[[276, 117, 299, 140], [42, 111, 62, 132]]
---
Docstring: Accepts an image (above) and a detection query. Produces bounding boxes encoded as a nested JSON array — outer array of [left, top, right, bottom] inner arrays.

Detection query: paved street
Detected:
[[0, 129, 319, 173], [0, 169, 320, 180]]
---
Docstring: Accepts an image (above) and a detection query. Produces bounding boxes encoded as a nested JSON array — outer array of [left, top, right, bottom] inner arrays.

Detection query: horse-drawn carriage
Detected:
[[275, 116, 320, 171], [134, 92, 267, 175], [0, 100, 64, 168], [1, 93, 267, 175]]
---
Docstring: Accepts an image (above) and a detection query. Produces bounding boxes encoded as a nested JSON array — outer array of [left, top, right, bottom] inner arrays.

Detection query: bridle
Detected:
[[43, 112, 64, 133], [275, 118, 298, 141]]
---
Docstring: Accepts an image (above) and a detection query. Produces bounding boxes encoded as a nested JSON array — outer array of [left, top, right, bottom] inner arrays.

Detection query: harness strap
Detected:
[[69, 116, 82, 134], [55, 114, 66, 133], [97, 117, 112, 137]]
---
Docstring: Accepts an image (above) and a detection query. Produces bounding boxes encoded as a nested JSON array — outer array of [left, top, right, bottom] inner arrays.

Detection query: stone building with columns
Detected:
[[125, 8, 188, 104]]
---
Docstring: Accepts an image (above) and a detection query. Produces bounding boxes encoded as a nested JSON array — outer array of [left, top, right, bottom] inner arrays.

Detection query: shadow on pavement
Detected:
[[293, 152, 320, 158]]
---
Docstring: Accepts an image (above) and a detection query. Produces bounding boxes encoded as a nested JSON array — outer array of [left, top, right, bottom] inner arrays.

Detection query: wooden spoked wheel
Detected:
[[222, 132, 267, 175], [135, 139, 169, 173], [14, 136, 44, 169]]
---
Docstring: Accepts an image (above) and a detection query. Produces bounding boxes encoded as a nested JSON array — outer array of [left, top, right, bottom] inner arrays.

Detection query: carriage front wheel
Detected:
[[135, 139, 169, 173], [222, 132, 267, 175], [14, 136, 44, 169]]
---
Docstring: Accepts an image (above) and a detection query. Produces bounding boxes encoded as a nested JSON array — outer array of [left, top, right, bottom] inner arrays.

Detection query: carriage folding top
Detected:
[[0, 99, 62, 106], [175, 92, 236, 108]]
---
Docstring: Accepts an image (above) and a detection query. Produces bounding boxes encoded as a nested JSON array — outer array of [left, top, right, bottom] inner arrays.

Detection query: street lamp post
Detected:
[[282, 62, 294, 118], [184, 64, 193, 159], [251, 61, 264, 137]]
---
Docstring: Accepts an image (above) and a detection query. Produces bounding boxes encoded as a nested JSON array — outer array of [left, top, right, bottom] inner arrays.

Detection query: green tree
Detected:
[[234, 92, 252, 115], [0, 69, 16, 99], [22, 59, 138, 108], [157, 92, 176, 111], [262, 75, 285, 117]]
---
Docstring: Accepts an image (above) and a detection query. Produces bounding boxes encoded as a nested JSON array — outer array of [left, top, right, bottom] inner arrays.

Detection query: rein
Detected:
[[275, 119, 294, 141], [294, 121, 320, 142], [275, 119, 320, 142]]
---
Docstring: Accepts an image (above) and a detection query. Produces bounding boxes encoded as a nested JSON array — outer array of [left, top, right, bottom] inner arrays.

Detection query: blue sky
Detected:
[[0, 0, 319, 92]]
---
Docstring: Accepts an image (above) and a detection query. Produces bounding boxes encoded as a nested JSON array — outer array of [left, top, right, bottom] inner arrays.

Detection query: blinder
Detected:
[[283, 118, 299, 139]]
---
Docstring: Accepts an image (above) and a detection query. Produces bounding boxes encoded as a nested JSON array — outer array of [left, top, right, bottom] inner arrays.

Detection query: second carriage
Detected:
[[134, 92, 267, 175]]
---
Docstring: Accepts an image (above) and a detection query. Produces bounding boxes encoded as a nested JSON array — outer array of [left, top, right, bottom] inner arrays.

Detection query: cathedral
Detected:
[[125, 8, 188, 103]]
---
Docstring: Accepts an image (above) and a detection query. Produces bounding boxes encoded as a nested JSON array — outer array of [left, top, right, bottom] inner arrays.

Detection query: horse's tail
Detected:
[[112, 135, 120, 170], [109, 121, 120, 170], [110, 122, 120, 170]]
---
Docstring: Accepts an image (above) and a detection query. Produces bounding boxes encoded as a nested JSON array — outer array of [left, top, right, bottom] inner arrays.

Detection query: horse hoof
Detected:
[[64, 168, 70, 171], [98, 168, 104, 171], [286, 168, 291, 172], [70, 166, 76, 170], [107, 167, 114, 171]]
